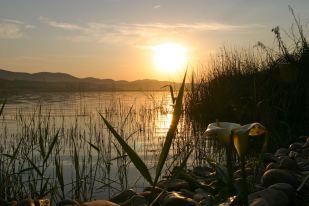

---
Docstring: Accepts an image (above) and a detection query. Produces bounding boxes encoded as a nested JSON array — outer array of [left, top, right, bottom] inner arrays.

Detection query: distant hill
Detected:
[[0, 69, 179, 93]]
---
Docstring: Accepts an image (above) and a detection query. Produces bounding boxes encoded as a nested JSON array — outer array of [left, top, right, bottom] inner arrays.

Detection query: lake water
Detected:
[[0, 91, 192, 200]]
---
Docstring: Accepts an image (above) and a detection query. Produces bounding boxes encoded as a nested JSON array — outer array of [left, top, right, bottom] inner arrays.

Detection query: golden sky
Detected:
[[0, 0, 308, 81]]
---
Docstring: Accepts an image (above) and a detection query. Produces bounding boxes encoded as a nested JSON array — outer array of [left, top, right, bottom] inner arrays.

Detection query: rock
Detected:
[[261, 169, 298, 188], [265, 162, 279, 171], [192, 189, 209, 202], [248, 188, 289, 206], [263, 153, 279, 164], [199, 198, 212, 206], [302, 139, 309, 148], [57, 200, 80, 206], [279, 157, 298, 170], [82, 200, 120, 206], [249, 198, 268, 206], [193, 166, 212, 177], [234, 168, 253, 178], [301, 147, 309, 157], [253, 185, 265, 192], [7, 202, 18, 206], [110, 189, 136, 204], [179, 189, 194, 198], [289, 143, 303, 151], [297, 158, 309, 170], [268, 183, 295, 201], [288, 151, 300, 159], [121, 195, 147, 206], [275, 148, 288, 157], [18, 199, 35, 206], [157, 179, 190, 191], [162, 192, 198, 206]]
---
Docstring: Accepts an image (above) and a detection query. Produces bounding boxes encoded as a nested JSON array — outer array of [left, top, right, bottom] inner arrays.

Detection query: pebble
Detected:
[[278, 157, 298, 170], [261, 169, 298, 188], [121, 195, 147, 206], [162, 192, 198, 206], [193, 166, 212, 177], [17, 199, 35, 206], [265, 162, 279, 171], [289, 142, 303, 151], [249, 198, 268, 206], [263, 153, 279, 164], [82, 200, 120, 206], [157, 179, 190, 191], [248, 188, 289, 206], [268, 183, 295, 201], [57, 199, 79, 206], [275, 148, 288, 157], [110, 189, 136, 204]]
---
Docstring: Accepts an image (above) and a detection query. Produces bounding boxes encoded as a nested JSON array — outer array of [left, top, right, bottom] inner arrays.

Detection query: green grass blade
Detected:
[[99, 113, 154, 185], [0, 99, 6, 117], [43, 130, 59, 163], [154, 71, 187, 185], [87, 141, 100, 152], [162, 85, 175, 103], [26, 156, 43, 176]]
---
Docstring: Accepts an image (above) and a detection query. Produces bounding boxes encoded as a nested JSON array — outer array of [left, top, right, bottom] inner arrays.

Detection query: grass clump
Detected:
[[186, 12, 309, 149]]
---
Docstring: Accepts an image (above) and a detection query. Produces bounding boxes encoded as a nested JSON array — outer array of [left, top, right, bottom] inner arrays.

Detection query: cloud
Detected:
[[39, 17, 265, 46], [153, 5, 161, 9], [39, 17, 82, 31], [0, 18, 35, 39]]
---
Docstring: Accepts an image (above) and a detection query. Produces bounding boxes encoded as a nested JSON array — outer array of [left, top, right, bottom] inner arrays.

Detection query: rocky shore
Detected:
[[1, 137, 309, 206]]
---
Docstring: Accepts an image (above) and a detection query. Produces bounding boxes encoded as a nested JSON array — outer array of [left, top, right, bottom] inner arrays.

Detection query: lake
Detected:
[[0, 91, 193, 200]]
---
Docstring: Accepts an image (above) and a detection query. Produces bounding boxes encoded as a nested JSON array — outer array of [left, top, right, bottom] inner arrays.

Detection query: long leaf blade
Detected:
[[0, 100, 6, 117], [100, 113, 154, 185], [154, 71, 187, 185]]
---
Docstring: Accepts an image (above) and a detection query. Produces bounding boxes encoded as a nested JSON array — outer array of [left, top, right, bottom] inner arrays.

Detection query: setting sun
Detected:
[[152, 43, 188, 74]]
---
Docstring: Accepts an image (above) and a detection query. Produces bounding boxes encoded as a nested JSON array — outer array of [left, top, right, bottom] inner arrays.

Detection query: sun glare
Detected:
[[152, 43, 188, 74]]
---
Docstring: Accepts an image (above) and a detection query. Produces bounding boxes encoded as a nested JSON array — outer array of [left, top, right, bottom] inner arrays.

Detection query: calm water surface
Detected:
[[0, 91, 182, 199]]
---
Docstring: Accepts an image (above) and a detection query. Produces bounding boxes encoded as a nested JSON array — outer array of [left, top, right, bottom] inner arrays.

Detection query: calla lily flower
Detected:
[[205, 122, 266, 156], [205, 122, 241, 145], [232, 123, 267, 158]]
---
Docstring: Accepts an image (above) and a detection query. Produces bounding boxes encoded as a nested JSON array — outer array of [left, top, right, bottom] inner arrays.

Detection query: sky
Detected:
[[0, 0, 308, 81]]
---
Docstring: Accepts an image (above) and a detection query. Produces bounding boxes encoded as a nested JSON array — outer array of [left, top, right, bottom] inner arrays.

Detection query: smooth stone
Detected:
[[121, 195, 147, 206], [301, 147, 309, 158], [179, 189, 194, 198], [279, 157, 298, 170], [288, 151, 300, 159], [193, 166, 212, 177], [162, 192, 198, 206], [297, 159, 309, 170], [82, 200, 120, 206], [261, 169, 298, 188], [18, 199, 35, 206], [248, 188, 289, 206], [289, 143, 303, 151], [234, 167, 253, 178], [57, 199, 80, 206], [263, 153, 279, 164], [199, 198, 212, 206], [110, 189, 136, 204], [268, 183, 295, 201], [265, 162, 279, 171], [157, 179, 190, 191], [7, 202, 18, 206], [302, 139, 309, 148], [275, 148, 288, 157], [249, 198, 268, 206]]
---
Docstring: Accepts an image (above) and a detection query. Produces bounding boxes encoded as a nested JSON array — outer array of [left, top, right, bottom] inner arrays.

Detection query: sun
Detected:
[[152, 43, 188, 74]]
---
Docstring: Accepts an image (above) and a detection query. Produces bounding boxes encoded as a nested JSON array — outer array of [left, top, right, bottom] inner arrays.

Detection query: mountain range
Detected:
[[0, 69, 177, 93]]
